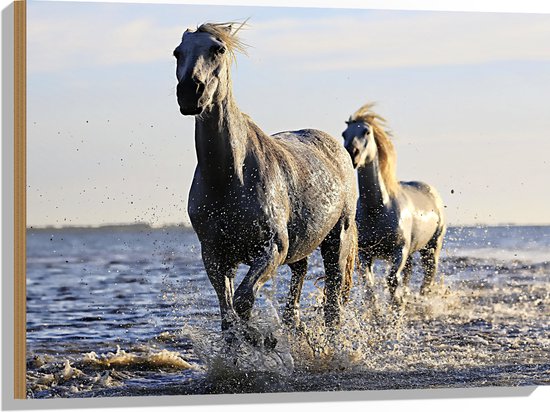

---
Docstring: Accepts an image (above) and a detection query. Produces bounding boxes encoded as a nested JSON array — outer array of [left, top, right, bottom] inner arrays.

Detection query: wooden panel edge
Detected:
[[14, 0, 27, 400]]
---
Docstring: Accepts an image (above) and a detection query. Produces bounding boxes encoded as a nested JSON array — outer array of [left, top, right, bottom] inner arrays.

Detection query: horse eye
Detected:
[[211, 45, 226, 55]]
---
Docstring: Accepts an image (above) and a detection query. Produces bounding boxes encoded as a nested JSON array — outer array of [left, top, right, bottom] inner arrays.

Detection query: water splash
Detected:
[[183, 298, 294, 376], [26, 226, 550, 397], [26, 346, 194, 398]]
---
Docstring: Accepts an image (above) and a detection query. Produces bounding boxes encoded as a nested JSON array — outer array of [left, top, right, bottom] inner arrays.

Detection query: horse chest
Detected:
[[357, 209, 406, 257], [188, 187, 273, 253]]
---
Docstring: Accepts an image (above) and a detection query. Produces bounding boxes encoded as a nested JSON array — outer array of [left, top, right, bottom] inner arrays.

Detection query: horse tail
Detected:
[[342, 220, 358, 303]]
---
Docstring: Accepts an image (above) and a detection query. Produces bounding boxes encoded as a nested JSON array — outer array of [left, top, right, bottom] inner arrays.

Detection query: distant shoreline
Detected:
[[26, 223, 194, 232], [26, 222, 550, 232]]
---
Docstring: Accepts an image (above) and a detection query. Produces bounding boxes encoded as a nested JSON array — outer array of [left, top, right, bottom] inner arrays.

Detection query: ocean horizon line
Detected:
[[26, 222, 193, 231]]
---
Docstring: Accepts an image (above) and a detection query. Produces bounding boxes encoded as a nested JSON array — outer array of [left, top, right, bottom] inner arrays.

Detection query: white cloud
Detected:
[[28, 17, 183, 72], [249, 13, 550, 70], [27, 10, 550, 73]]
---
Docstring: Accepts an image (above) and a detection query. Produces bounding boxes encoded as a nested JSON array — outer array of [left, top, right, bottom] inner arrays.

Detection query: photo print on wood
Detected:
[[13, 0, 550, 401]]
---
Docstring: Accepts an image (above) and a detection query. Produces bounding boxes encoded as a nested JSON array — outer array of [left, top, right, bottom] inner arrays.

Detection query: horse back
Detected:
[[270, 129, 352, 172], [253, 127, 357, 262]]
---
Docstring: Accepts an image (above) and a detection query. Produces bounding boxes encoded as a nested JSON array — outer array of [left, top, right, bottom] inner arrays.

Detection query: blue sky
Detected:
[[27, 0, 550, 226]]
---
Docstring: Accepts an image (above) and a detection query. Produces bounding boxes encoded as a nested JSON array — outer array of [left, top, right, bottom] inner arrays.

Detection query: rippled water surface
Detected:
[[26, 225, 550, 398]]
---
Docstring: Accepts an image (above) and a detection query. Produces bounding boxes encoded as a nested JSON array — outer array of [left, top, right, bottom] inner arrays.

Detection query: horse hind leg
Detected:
[[320, 217, 357, 328], [282, 257, 308, 329], [419, 227, 445, 295]]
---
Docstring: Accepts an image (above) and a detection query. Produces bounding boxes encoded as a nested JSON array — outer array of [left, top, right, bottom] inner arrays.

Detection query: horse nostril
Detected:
[[177, 77, 206, 104], [353, 147, 359, 157]]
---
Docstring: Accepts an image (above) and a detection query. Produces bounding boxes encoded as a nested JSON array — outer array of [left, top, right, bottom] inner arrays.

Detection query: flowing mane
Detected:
[[196, 22, 248, 62], [349, 103, 399, 196]]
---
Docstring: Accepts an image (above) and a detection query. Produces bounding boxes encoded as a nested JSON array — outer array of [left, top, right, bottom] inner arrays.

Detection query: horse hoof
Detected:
[[243, 327, 277, 350]]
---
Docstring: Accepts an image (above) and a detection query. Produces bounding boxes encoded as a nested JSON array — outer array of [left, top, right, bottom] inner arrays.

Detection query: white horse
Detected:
[[342, 103, 446, 308], [174, 23, 358, 346]]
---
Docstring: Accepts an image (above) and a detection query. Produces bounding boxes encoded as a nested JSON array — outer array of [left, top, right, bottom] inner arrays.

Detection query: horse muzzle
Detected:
[[345, 146, 361, 169], [179, 104, 204, 116], [177, 78, 206, 116]]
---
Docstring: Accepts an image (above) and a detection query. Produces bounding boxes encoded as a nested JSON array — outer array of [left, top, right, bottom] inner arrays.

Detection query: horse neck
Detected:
[[357, 154, 391, 213], [194, 84, 247, 187]]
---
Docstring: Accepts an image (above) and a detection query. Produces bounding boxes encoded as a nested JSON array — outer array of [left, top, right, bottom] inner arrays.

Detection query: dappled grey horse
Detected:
[[342, 103, 446, 308], [174, 23, 358, 344]]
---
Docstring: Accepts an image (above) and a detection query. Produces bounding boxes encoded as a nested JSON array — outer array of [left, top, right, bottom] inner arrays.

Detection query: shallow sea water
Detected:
[[26, 225, 550, 398]]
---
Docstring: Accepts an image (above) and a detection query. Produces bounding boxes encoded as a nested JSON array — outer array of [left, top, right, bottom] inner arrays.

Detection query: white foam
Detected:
[[83, 345, 193, 370]]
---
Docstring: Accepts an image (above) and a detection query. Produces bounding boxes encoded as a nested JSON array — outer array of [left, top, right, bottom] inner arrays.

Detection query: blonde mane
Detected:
[[349, 103, 399, 196], [196, 21, 249, 62]]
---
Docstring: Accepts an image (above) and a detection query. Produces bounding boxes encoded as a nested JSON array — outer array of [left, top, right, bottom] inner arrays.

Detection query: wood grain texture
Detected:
[[14, 0, 27, 400]]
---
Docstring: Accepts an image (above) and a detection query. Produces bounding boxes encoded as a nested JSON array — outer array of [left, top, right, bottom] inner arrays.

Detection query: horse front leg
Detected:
[[282, 258, 308, 330], [233, 242, 282, 322], [233, 240, 283, 348], [358, 250, 380, 319], [202, 247, 238, 332], [358, 250, 375, 293], [401, 255, 413, 293], [387, 248, 409, 310]]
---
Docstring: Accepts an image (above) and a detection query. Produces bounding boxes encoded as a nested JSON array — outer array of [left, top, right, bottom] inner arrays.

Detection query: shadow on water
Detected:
[[80, 363, 548, 398]]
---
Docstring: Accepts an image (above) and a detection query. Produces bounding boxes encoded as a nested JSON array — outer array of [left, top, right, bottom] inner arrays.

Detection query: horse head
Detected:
[[342, 119, 376, 168], [174, 23, 245, 116]]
